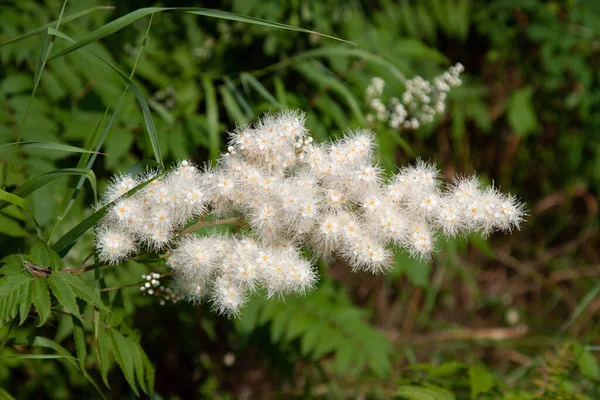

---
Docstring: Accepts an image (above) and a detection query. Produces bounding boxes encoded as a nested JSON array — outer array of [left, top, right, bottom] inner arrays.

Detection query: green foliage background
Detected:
[[1, 0, 599, 398]]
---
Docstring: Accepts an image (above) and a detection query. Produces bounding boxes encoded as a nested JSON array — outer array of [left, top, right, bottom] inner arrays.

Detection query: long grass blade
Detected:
[[51, 172, 164, 256], [0, 6, 114, 47], [0, 141, 105, 154], [48, 28, 164, 170], [47, 7, 351, 62], [0, 169, 97, 211]]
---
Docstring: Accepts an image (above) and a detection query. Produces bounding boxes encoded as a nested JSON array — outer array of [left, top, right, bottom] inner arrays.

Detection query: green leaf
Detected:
[[47, 7, 350, 61], [12, 336, 78, 368], [0, 189, 26, 210], [47, 28, 164, 170], [0, 214, 27, 237], [72, 316, 105, 398], [0, 168, 97, 210], [0, 6, 114, 47], [395, 250, 430, 288], [0, 387, 16, 400], [0, 274, 29, 324], [220, 86, 248, 125], [108, 329, 139, 396], [32, 278, 51, 326], [29, 240, 62, 270], [295, 61, 365, 124], [507, 87, 538, 137], [396, 385, 442, 400], [96, 326, 112, 388], [575, 344, 600, 378], [57, 273, 109, 311], [48, 273, 81, 320], [4, 354, 77, 360], [0, 141, 104, 154], [469, 365, 495, 399], [240, 73, 282, 107], [0, 274, 30, 297], [18, 279, 33, 325], [141, 347, 155, 394], [51, 171, 164, 256]]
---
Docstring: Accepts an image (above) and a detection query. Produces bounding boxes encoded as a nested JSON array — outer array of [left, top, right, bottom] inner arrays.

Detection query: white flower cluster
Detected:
[[366, 63, 464, 129], [94, 109, 525, 316], [139, 272, 184, 305], [95, 160, 205, 264]]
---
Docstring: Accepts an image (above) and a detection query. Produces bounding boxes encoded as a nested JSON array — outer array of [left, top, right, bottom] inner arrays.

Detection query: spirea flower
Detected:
[[366, 63, 464, 129], [94, 109, 525, 316]]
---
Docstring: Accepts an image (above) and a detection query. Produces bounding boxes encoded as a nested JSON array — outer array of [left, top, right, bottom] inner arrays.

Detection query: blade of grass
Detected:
[[245, 46, 407, 83], [47, 15, 155, 243], [0, 168, 97, 211], [240, 73, 282, 108], [48, 27, 164, 170], [0, 141, 105, 154], [223, 76, 253, 119], [51, 172, 165, 257], [560, 283, 600, 334], [295, 60, 365, 124], [0, 6, 114, 47], [47, 7, 352, 62]]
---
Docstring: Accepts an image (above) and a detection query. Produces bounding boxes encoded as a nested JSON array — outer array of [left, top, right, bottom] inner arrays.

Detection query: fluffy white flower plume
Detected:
[[94, 109, 525, 316]]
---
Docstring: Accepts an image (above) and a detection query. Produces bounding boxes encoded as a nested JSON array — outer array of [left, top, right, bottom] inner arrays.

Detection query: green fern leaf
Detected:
[[96, 326, 112, 388], [32, 278, 51, 326], [47, 273, 81, 320], [18, 278, 32, 325], [57, 272, 108, 311], [108, 329, 139, 396]]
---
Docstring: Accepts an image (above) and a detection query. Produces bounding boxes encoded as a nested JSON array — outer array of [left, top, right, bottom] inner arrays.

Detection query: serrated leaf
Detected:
[[131, 341, 148, 395], [140, 347, 155, 394], [18, 279, 33, 325], [48, 273, 81, 320], [108, 329, 139, 396], [72, 316, 105, 398], [58, 273, 108, 311], [0, 261, 27, 276], [32, 278, 51, 326], [0, 274, 29, 297], [96, 326, 112, 388]]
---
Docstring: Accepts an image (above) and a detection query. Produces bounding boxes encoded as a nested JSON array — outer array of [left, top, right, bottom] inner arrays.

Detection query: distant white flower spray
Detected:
[[94, 109, 525, 316], [366, 63, 464, 129]]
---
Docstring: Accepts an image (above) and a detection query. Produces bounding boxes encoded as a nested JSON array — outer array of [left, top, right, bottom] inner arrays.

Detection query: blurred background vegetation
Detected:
[[1, 0, 599, 398]]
